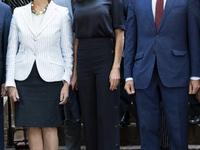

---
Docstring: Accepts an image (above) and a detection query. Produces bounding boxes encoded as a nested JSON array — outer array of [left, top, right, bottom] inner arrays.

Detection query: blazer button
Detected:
[[115, 106, 118, 110], [34, 52, 37, 56], [115, 125, 118, 128], [34, 38, 37, 41], [156, 35, 160, 38], [153, 51, 156, 54], [116, 144, 119, 148]]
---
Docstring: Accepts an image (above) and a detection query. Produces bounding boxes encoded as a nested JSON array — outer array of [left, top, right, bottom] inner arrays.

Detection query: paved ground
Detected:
[[5, 145, 200, 150]]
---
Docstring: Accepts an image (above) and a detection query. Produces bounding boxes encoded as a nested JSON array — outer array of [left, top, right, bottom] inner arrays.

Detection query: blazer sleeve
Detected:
[[60, 8, 73, 84], [2, 6, 12, 83], [124, 0, 137, 79], [5, 9, 19, 88], [188, 0, 200, 77]]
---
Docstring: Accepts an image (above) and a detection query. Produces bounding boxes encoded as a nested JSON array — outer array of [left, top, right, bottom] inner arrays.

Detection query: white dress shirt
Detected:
[[126, 0, 199, 82]]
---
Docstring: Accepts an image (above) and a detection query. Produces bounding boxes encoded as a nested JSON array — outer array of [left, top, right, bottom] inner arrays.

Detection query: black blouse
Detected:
[[72, 0, 125, 39]]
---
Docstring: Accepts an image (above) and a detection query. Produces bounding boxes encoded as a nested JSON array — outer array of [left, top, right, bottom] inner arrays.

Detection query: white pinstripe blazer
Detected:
[[5, 1, 73, 88]]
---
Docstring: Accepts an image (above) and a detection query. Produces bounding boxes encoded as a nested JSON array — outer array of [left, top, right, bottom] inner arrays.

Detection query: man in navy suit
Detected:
[[0, 2, 12, 149], [124, 0, 200, 149]]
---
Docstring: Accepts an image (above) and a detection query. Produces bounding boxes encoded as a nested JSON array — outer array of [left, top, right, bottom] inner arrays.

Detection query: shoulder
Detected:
[[13, 3, 30, 15], [0, 2, 12, 19], [0, 2, 11, 11], [53, 2, 69, 15]]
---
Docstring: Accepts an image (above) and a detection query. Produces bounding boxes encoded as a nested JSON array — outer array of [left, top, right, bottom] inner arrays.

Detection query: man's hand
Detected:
[[124, 80, 135, 95], [7, 87, 19, 102], [59, 81, 69, 105], [189, 80, 200, 94], [1, 84, 7, 97]]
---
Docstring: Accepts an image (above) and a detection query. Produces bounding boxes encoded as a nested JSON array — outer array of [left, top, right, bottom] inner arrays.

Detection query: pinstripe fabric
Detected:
[[2, 0, 31, 11], [5, 1, 73, 88]]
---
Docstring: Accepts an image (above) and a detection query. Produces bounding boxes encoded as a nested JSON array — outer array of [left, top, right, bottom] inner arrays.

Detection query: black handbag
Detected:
[[64, 86, 81, 123]]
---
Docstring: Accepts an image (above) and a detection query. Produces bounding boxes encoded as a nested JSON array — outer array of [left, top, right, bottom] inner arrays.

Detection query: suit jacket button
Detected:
[[156, 35, 160, 38], [153, 51, 156, 54], [115, 125, 118, 128], [34, 38, 37, 41], [116, 144, 119, 148], [115, 106, 118, 110], [34, 53, 37, 56]]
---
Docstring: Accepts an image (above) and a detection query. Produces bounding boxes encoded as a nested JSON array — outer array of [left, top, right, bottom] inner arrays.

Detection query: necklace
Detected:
[[31, 0, 50, 15]]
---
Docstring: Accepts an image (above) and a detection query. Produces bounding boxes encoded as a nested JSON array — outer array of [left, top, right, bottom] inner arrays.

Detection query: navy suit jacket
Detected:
[[124, 0, 200, 89], [122, 0, 129, 21], [0, 2, 12, 149], [0, 2, 12, 83]]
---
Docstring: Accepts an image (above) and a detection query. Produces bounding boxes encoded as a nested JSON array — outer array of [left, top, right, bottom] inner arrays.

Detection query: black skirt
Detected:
[[15, 62, 64, 127]]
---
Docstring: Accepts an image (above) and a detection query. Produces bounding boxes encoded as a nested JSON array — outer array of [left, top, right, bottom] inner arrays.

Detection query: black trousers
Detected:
[[77, 38, 120, 150], [189, 94, 200, 116]]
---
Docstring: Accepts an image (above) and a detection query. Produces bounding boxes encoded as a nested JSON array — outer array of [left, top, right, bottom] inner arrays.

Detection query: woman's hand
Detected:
[[109, 68, 120, 91], [59, 81, 69, 105], [1, 84, 7, 97], [7, 86, 20, 102], [70, 72, 78, 90]]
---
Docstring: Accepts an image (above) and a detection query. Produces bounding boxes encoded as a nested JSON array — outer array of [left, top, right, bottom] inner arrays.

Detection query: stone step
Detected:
[[58, 123, 200, 146], [58, 145, 200, 150], [5, 145, 200, 150]]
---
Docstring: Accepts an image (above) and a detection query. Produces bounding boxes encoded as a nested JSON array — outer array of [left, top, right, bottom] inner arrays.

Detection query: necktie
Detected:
[[155, 0, 164, 30]]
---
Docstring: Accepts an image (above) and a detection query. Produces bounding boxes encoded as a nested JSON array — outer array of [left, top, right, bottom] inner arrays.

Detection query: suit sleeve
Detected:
[[188, 0, 200, 77], [2, 6, 12, 84], [5, 9, 19, 88], [60, 8, 73, 84], [124, 0, 137, 79]]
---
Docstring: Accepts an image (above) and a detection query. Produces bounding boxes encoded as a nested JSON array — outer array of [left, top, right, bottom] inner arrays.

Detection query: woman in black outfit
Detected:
[[71, 0, 125, 149]]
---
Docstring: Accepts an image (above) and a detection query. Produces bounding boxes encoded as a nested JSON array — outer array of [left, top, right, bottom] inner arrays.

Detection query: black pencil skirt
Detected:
[[15, 62, 64, 127]]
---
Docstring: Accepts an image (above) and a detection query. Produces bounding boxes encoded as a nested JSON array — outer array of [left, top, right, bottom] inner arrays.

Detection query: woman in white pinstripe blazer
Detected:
[[5, 0, 73, 149]]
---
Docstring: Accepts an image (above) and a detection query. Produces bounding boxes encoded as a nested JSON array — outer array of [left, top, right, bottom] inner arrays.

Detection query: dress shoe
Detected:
[[119, 112, 130, 128], [189, 115, 200, 124]]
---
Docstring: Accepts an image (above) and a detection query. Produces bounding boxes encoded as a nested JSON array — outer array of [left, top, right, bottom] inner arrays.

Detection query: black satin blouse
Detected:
[[72, 0, 125, 39]]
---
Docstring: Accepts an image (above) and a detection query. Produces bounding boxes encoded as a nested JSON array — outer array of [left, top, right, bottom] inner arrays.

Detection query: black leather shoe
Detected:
[[119, 112, 130, 128], [189, 115, 200, 124]]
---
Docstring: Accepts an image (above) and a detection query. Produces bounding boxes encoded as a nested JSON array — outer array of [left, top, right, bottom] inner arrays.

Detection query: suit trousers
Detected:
[[189, 94, 200, 116], [135, 66, 188, 150], [77, 38, 120, 150], [0, 70, 4, 150]]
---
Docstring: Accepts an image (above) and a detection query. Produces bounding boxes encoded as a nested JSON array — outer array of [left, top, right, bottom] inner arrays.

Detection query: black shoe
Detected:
[[189, 115, 200, 124], [119, 112, 130, 128]]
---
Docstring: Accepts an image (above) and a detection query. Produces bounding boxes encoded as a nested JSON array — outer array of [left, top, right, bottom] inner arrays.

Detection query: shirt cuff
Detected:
[[190, 77, 200, 80], [125, 77, 133, 82]]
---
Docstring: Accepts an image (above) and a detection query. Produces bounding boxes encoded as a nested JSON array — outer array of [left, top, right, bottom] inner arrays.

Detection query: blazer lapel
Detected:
[[145, 0, 157, 33], [37, 1, 57, 36], [157, 0, 175, 31], [21, 3, 36, 36]]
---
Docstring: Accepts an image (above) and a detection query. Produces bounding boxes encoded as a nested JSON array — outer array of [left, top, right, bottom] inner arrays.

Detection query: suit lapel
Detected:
[[37, 1, 57, 36], [21, 3, 36, 36], [157, 0, 175, 31], [145, 0, 157, 33]]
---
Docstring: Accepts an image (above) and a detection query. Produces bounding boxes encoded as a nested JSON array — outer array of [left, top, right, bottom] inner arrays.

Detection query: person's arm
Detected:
[[6, 9, 20, 102], [124, 0, 136, 95], [59, 7, 74, 105], [1, 5, 12, 97], [188, 0, 200, 94], [70, 38, 78, 90], [109, 29, 124, 91]]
